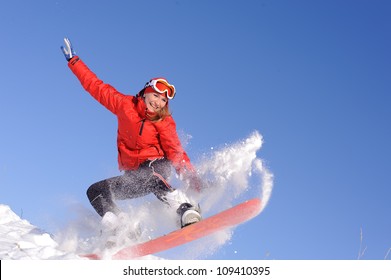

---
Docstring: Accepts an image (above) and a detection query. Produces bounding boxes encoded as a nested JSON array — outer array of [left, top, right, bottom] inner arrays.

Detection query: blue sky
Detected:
[[1, 0, 390, 260]]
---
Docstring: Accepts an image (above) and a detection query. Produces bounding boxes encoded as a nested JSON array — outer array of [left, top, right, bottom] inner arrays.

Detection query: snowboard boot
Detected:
[[100, 212, 141, 248], [100, 211, 120, 248], [177, 203, 202, 228]]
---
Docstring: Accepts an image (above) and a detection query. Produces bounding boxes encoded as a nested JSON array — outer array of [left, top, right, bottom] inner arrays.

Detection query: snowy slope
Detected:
[[0, 204, 80, 259]]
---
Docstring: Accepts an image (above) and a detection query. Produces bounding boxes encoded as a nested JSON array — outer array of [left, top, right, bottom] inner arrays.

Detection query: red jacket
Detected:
[[68, 56, 194, 175]]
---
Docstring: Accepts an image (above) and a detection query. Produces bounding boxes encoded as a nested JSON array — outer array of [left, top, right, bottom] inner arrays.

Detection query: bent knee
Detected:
[[86, 180, 109, 201]]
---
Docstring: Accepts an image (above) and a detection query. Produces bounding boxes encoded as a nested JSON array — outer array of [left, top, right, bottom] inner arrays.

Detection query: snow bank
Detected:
[[0, 204, 79, 259]]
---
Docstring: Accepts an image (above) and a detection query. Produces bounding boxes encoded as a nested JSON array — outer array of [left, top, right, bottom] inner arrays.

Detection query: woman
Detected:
[[61, 38, 202, 228]]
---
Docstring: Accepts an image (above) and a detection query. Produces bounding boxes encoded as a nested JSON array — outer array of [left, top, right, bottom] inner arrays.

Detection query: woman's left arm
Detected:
[[155, 117, 193, 173], [156, 118, 202, 191]]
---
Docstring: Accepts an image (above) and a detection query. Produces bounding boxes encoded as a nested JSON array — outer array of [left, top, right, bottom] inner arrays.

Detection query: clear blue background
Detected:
[[1, 0, 390, 259]]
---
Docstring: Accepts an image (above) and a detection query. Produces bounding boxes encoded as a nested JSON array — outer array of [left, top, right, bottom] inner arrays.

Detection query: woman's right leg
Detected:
[[87, 171, 153, 217], [86, 176, 122, 217]]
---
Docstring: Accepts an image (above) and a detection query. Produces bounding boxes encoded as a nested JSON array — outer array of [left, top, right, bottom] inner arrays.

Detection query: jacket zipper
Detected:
[[139, 119, 146, 136]]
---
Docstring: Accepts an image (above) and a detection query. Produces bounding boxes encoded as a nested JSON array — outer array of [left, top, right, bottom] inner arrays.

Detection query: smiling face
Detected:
[[143, 92, 168, 113]]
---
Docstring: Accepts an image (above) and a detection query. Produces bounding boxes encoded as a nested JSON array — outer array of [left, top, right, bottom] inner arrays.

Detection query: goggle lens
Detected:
[[145, 79, 176, 99]]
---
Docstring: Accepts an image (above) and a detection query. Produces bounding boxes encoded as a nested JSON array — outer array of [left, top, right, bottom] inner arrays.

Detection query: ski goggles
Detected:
[[144, 78, 176, 99]]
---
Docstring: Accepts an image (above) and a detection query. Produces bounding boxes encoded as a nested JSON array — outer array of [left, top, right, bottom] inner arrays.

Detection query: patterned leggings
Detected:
[[86, 158, 176, 217]]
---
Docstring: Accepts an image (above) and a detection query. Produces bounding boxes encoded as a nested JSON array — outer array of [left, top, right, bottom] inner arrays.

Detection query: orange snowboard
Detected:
[[83, 198, 262, 260]]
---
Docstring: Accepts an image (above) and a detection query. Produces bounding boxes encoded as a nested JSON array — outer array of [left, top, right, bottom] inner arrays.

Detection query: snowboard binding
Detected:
[[177, 203, 202, 228]]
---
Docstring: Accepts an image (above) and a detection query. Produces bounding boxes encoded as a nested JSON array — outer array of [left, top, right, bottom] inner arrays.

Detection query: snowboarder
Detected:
[[60, 38, 202, 228]]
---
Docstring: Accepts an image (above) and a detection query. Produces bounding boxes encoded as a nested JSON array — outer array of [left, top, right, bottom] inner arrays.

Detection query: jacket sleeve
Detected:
[[68, 56, 125, 115], [154, 116, 196, 175]]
